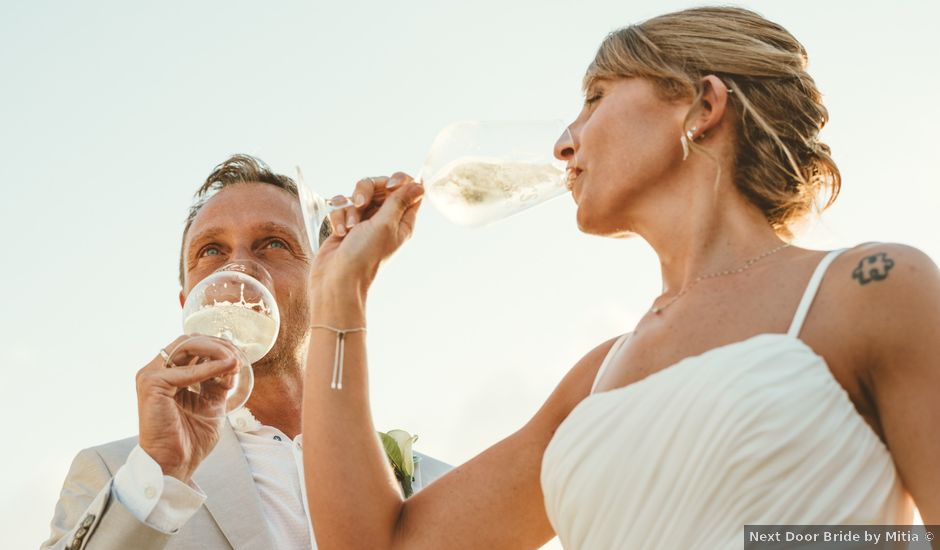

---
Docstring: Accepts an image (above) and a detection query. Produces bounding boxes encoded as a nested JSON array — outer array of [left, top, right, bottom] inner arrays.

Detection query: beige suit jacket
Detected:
[[41, 420, 452, 550]]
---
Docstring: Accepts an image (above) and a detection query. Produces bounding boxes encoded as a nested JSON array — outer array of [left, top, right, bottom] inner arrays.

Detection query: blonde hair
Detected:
[[586, 7, 840, 236]]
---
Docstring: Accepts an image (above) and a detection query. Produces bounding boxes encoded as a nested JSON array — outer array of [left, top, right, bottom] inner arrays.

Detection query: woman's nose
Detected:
[[554, 126, 577, 162]]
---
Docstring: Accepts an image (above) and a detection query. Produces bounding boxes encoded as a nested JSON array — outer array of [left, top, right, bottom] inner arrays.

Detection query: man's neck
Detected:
[[244, 367, 304, 439]]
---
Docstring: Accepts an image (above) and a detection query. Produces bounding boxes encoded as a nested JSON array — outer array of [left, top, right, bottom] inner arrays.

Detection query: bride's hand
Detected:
[[310, 172, 424, 294]]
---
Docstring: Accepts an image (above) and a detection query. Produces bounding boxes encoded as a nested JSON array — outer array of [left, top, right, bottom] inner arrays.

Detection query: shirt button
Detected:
[[144, 486, 157, 499], [273, 435, 282, 441]]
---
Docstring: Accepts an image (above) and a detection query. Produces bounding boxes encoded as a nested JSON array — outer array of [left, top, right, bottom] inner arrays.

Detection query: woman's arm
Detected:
[[856, 244, 940, 523], [301, 175, 616, 549], [305, 311, 614, 549]]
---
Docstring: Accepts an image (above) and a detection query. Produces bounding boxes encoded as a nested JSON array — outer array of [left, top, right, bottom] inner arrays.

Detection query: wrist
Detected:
[[154, 457, 194, 484], [312, 274, 369, 305], [311, 284, 368, 327], [163, 466, 195, 485], [137, 443, 194, 484], [313, 269, 373, 295]]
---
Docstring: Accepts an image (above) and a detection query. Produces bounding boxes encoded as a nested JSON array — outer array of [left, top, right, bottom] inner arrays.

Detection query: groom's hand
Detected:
[[312, 172, 424, 294], [136, 335, 239, 482]]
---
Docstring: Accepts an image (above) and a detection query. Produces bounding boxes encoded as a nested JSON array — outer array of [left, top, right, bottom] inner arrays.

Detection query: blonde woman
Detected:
[[302, 7, 938, 549]]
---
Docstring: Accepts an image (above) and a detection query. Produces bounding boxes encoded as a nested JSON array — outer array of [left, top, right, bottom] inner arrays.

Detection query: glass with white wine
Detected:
[[165, 259, 280, 418], [298, 120, 570, 251]]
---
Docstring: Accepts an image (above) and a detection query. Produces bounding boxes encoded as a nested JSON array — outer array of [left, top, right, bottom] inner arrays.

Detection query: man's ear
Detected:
[[689, 74, 732, 137], [179, 290, 185, 308]]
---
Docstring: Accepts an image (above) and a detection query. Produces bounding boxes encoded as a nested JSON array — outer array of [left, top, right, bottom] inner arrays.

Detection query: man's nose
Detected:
[[554, 125, 578, 162], [221, 254, 263, 277], [227, 249, 255, 266], [220, 256, 276, 293]]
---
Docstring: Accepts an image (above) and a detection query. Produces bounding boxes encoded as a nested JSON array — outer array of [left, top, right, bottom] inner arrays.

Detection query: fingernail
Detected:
[[354, 194, 365, 207], [346, 218, 356, 227], [336, 223, 346, 236], [387, 178, 399, 189]]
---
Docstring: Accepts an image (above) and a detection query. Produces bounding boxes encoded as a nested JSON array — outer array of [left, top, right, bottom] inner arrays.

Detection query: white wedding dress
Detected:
[[540, 249, 911, 549]]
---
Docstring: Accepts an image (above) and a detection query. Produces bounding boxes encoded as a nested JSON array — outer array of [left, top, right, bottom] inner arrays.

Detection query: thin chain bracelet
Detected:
[[311, 325, 367, 390]]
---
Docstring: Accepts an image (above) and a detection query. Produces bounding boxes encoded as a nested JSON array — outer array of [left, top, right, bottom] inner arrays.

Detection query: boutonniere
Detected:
[[377, 429, 420, 498]]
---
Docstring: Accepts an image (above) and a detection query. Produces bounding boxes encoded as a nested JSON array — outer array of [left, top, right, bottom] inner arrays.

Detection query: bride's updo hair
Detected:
[[587, 7, 840, 236]]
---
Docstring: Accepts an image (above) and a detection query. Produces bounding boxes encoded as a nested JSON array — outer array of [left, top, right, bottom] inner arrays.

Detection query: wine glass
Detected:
[[420, 120, 570, 226], [165, 259, 280, 417], [296, 120, 570, 251]]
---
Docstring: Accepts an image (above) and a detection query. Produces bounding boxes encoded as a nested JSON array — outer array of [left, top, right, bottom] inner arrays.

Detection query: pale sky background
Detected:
[[2, 1, 937, 548]]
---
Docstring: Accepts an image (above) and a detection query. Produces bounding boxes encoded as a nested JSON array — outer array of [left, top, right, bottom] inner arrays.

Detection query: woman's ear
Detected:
[[690, 75, 732, 138]]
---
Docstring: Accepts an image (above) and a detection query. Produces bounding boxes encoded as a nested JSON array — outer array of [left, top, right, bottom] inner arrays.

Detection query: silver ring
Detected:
[[160, 348, 177, 368]]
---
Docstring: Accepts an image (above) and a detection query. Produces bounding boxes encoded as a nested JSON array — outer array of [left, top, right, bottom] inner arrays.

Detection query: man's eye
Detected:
[[265, 239, 288, 250], [200, 246, 221, 257], [585, 93, 602, 106]]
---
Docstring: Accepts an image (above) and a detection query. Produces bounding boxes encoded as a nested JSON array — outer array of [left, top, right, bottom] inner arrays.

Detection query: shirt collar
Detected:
[[228, 407, 263, 433]]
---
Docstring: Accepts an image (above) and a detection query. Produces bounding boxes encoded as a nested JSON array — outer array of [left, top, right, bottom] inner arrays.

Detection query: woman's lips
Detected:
[[565, 167, 583, 191]]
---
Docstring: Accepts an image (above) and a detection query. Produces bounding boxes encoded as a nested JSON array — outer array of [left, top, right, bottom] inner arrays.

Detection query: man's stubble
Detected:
[[251, 284, 312, 377]]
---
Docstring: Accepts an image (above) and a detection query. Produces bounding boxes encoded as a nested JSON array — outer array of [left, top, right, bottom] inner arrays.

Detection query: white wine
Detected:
[[183, 304, 278, 363], [426, 157, 566, 226]]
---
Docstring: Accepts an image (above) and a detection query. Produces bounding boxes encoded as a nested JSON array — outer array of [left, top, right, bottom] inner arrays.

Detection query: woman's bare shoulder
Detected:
[[831, 242, 938, 307], [827, 242, 940, 362]]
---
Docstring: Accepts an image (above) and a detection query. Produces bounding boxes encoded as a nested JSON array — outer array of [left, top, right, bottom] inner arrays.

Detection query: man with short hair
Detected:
[[41, 155, 450, 550]]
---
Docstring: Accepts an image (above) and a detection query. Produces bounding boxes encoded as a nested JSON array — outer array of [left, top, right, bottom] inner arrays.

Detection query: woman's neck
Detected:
[[630, 170, 787, 297]]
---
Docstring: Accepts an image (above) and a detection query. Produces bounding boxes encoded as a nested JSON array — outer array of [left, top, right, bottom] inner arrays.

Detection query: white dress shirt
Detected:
[[228, 408, 314, 549]]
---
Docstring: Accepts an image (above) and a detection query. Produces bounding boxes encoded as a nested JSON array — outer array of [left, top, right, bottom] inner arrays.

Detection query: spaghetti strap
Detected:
[[590, 333, 632, 394], [787, 248, 849, 338]]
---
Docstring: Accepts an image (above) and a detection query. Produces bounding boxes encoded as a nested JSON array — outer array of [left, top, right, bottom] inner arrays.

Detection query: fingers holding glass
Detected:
[[164, 335, 249, 419], [385, 172, 414, 191], [347, 176, 389, 227], [329, 195, 351, 236], [328, 177, 397, 236]]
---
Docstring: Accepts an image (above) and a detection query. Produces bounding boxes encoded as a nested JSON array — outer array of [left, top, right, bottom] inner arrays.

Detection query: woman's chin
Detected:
[[575, 207, 606, 236], [576, 207, 635, 238]]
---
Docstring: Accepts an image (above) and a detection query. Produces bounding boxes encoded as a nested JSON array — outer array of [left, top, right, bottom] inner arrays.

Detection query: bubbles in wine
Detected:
[[183, 305, 278, 363], [426, 158, 565, 226]]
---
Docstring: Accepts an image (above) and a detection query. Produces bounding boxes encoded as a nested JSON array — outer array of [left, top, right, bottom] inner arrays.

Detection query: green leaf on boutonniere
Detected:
[[386, 429, 418, 477], [379, 432, 404, 469], [377, 429, 419, 498]]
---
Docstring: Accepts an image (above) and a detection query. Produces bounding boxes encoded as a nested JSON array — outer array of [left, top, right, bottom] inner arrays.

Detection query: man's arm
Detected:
[[42, 333, 239, 550], [41, 447, 172, 550]]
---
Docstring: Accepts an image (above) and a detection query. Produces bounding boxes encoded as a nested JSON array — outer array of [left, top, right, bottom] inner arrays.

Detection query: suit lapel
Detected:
[[194, 420, 277, 550]]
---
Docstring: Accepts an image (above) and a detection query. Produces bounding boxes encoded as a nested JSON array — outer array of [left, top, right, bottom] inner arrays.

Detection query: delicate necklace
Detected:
[[650, 242, 791, 315]]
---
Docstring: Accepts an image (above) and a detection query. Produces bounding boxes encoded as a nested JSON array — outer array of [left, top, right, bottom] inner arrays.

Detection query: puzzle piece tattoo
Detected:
[[852, 253, 895, 285]]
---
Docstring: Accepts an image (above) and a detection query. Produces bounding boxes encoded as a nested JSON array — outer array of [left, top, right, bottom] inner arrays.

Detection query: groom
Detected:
[[41, 155, 451, 550]]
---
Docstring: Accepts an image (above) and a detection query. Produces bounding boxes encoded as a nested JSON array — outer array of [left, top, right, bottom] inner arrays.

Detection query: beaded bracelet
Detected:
[[311, 325, 367, 390]]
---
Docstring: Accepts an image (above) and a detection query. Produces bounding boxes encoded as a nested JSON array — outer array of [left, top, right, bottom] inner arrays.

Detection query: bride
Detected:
[[301, 7, 938, 549]]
